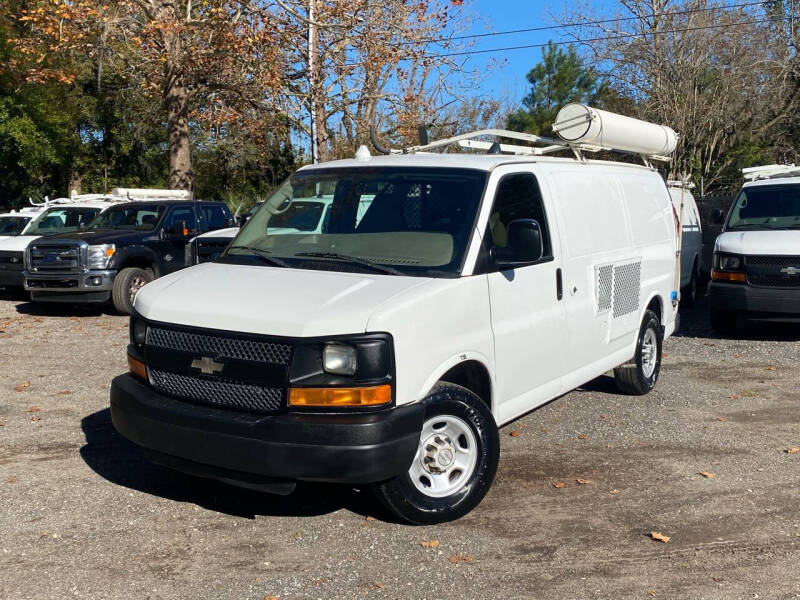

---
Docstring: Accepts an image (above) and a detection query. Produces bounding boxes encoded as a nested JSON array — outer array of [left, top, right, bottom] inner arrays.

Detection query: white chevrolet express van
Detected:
[[708, 165, 800, 333], [110, 111, 679, 524]]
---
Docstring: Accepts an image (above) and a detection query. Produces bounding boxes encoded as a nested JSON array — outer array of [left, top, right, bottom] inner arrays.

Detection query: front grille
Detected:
[[197, 241, 229, 263], [30, 243, 81, 273], [26, 278, 79, 288], [746, 255, 800, 288], [0, 251, 23, 272], [147, 326, 292, 364], [150, 369, 283, 414]]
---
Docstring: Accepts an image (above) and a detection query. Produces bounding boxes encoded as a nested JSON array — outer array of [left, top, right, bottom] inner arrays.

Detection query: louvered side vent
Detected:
[[596, 264, 614, 313], [612, 261, 641, 318]]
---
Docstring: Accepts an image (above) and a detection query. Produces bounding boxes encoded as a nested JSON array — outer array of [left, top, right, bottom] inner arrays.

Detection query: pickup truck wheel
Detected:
[[371, 383, 499, 525], [112, 267, 153, 315], [613, 309, 662, 396]]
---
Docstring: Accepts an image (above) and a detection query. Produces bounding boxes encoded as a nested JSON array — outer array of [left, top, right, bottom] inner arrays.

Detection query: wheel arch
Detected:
[[419, 353, 495, 414], [116, 251, 160, 278]]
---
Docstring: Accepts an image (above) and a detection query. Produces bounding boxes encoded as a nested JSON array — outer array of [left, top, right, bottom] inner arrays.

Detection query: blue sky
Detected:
[[460, 0, 615, 106]]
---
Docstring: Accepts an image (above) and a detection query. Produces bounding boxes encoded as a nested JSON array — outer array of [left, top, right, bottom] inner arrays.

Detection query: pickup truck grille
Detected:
[[29, 243, 82, 273], [144, 324, 292, 415], [746, 255, 800, 288]]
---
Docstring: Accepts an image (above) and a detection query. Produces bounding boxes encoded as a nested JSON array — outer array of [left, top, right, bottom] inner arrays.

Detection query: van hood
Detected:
[[134, 262, 431, 337], [0, 235, 41, 252], [715, 230, 800, 255]]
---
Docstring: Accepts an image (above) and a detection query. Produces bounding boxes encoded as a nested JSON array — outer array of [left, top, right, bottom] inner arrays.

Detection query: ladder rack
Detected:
[[378, 128, 673, 167], [742, 164, 800, 181]]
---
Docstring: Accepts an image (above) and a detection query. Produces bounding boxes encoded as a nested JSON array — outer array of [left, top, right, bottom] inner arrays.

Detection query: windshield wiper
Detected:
[[293, 251, 405, 275], [227, 245, 290, 268]]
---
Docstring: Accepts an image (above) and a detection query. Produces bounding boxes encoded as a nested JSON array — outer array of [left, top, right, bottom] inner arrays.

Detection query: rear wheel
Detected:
[[112, 267, 153, 315], [371, 383, 499, 525], [710, 308, 738, 335], [614, 309, 662, 395]]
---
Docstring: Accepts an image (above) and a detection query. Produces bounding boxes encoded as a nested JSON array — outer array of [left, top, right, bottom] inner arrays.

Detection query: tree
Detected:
[[506, 41, 608, 135]]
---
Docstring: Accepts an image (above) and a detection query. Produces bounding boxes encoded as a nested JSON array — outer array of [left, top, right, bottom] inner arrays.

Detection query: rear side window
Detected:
[[202, 204, 229, 229], [486, 173, 552, 258]]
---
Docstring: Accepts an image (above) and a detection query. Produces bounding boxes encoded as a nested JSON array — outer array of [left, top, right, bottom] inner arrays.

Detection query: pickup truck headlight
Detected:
[[87, 244, 115, 270]]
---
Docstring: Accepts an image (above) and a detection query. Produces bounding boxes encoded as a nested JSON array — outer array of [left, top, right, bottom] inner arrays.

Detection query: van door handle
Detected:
[[556, 268, 563, 301]]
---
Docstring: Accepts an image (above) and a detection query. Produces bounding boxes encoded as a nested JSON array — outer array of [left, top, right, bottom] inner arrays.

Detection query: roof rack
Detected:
[[667, 179, 696, 190], [110, 188, 192, 201], [742, 164, 800, 181]]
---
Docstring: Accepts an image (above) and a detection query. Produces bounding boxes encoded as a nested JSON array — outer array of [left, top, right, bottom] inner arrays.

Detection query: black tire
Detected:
[[371, 383, 499, 525], [710, 308, 738, 335], [112, 267, 153, 315], [683, 259, 699, 306], [614, 309, 663, 395]]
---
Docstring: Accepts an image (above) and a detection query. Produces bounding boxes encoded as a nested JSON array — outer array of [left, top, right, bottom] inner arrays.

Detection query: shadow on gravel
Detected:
[[14, 301, 112, 317], [79, 408, 393, 521], [575, 375, 618, 394], [672, 293, 800, 342]]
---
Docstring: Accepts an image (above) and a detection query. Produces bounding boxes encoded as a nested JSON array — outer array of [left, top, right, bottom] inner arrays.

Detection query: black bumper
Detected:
[[709, 281, 800, 318], [0, 270, 24, 287], [110, 374, 423, 488]]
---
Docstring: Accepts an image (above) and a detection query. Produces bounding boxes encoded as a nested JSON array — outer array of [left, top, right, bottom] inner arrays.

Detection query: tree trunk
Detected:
[[165, 74, 193, 191]]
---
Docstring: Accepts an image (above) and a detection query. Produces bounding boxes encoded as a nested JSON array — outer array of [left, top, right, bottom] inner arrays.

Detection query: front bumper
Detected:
[[110, 374, 424, 489], [0, 269, 24, 288], [24, 269, 116, 303], [709, 281, 800, 319]]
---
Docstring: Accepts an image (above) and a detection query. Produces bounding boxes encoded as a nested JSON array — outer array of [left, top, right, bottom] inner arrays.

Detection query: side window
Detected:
[[202, 205, 228, 230], [487, 173, 552, 258], [165, 206, 197, 231]]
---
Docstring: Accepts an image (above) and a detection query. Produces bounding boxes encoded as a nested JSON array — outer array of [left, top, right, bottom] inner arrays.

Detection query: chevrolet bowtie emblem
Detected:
[[781, 266, 799, 276], [190, 356, 224, 375]]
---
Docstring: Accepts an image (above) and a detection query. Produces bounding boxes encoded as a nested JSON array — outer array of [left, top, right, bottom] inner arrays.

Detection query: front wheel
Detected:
[[112, 267, 153, 315], [614, 309, 663, 395], [371, 383, 499, 525]]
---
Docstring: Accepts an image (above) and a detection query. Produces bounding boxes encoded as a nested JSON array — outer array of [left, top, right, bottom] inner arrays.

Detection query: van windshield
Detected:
[[727, 184, 800, 230], [225, 167, 487, 276], [26, 207, 102, 235]]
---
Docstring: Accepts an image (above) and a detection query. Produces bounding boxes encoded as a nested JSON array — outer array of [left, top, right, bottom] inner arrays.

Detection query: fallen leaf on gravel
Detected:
[[447, 554, 473, 564], [34, 317, 43, 322], [717, 416, 728, 422], [786, 447, 799, 455], [610, 489, 620, 495], [766, 366, 777, 371], [727, 393, 739, 399], [553, 481, 565, 489], [263, 596, 280, 600], [712, 577, 724, 583], [649, 532, 671, 543], [576, 478, 591, 485], [509, 430, 521, 437], [15, 381, 30, 392], [540, 427, 547, 433], [6, 476, 17, 483], [55, 390, 72, 396], [698, 472, 715, 479], [421, 540, 440, 548], [27, 407, 40, 413], [732, 353, 742, 358], [577, 434, 589, 440], [368, 583, 384, 590], [30, 416, 40, 422], [365, 515, 376, 521], [647, 591, 657, 597]]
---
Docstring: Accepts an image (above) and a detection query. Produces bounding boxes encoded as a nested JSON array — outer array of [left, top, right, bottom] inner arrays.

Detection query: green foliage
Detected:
[[507, 41, 608, 135]]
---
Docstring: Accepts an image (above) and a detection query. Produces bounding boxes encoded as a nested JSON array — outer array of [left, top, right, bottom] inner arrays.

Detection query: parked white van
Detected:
[[709, 164, 800, 332], [667, 181, 703, 304], [111, 107, 680, 523]]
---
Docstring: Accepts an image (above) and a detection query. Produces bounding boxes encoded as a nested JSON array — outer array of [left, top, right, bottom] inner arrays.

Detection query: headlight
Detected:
[[323, 343, 357, 376], [87, 244, 115, 269], [717, 254, 742, 271]]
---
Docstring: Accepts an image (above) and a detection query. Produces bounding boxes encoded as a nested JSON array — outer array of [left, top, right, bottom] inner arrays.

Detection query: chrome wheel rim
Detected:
[[129, 275, 148, 303], [641, 328, 658, 378], [409, 415, 478, 498]]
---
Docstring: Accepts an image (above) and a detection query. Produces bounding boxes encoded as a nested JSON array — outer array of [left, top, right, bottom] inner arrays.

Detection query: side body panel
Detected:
[[669, 188, 703, 287]]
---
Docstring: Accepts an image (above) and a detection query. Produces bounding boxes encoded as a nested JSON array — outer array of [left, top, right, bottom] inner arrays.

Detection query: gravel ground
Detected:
[[1, 290, 799, 600]]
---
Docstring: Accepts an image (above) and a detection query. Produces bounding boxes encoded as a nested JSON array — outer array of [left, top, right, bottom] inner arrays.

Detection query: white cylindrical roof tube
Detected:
[[553, 104, 677, 156], [111, 188, 192, 200]]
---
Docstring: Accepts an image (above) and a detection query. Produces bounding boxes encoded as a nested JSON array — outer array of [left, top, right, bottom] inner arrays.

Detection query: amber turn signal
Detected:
[[128, 353, 148, 380], [711, 270, 745, 282], [289, 385, 391, 407]]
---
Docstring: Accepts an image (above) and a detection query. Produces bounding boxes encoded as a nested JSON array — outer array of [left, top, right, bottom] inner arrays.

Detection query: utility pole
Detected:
[[308, 0, 319, 164]]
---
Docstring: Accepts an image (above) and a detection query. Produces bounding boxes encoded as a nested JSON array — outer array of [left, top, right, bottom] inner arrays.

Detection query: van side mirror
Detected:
[[710, 208, 725, 226], [491, 219, 544, 268]]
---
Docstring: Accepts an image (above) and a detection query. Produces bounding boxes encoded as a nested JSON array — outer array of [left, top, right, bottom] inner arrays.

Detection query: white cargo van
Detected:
[[667, 181, 703, 304], [709, 164, 800, 332], [111, 107, 680, 524]]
